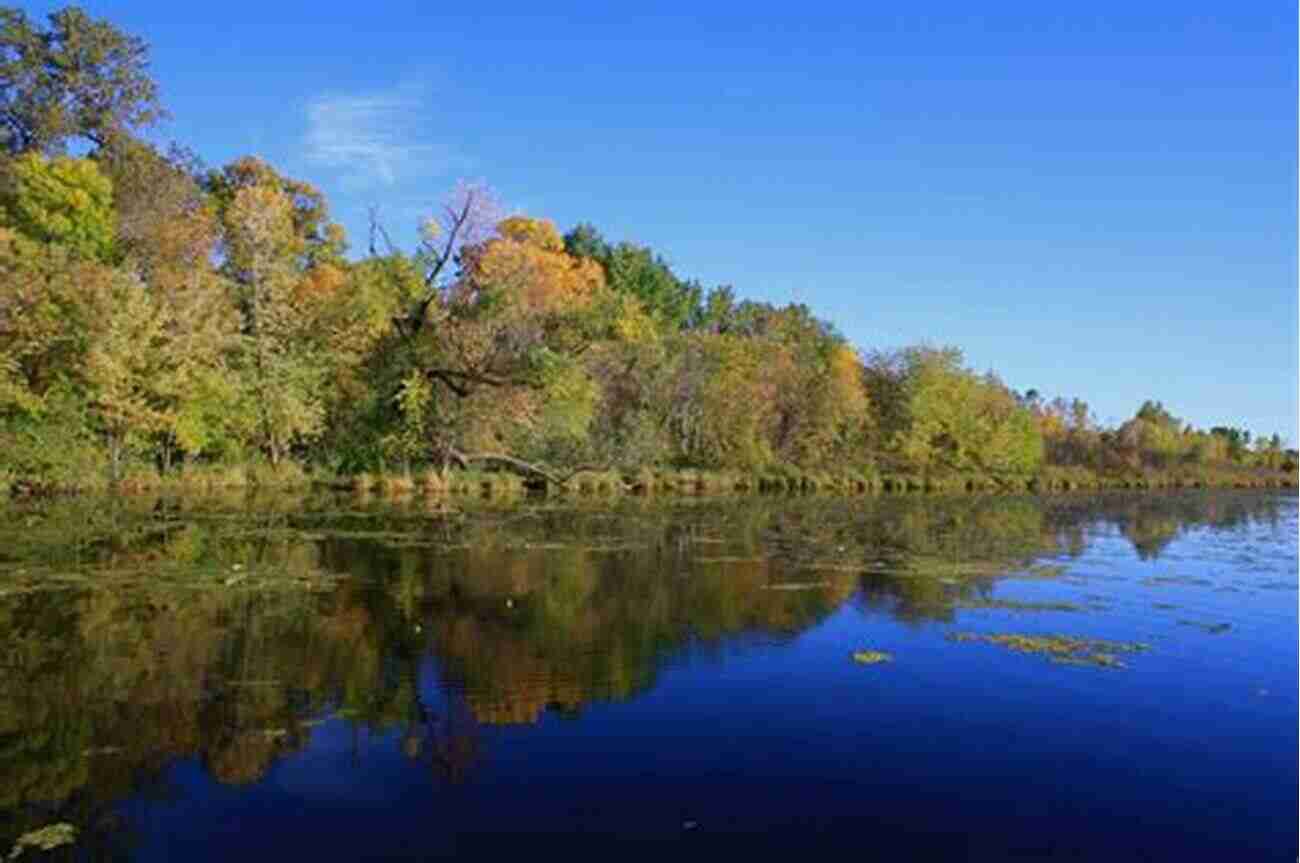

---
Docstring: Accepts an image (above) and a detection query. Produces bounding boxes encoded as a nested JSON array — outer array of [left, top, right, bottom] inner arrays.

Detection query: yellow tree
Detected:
[[219, 181, 325, 466], [82, 269, 172, 479]]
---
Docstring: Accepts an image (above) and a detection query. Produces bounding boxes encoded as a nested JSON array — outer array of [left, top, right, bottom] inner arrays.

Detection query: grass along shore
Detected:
[[6, 461, 1295, 500]]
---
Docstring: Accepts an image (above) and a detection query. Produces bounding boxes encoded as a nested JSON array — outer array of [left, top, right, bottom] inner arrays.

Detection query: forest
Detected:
[[0, 7, 1294, 496]]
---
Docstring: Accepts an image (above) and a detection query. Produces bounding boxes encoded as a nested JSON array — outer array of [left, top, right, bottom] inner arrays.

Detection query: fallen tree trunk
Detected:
[[447, 449, 626, 489]]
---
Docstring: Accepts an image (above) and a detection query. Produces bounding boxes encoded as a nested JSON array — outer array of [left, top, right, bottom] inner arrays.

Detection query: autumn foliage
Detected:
[[0, 6, 1292, 492]]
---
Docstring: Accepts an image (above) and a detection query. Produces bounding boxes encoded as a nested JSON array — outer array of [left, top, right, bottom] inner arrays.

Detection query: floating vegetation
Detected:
[[8, 823, 77, 859], [852, 649, 893, 665], [910, 561, 1039, 579], [1007, 564, 1069, 581], [1140, 575, 1214, 588], [957, 598, 1085, 613], [256, 728, 290, 740], [948, 632, 1150, 668], [312, 529, 424, 542], [378, 539, 443, 549], [1176, 620, 1232, 634], [802, 562, 873, 573], [0, 563, 351, 597], [763, 581, 830, 591], [576, 543, 649, 553]]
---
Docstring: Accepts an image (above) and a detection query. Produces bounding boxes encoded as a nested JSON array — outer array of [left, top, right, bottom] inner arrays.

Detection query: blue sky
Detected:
[[23, 1, 1299, 441]]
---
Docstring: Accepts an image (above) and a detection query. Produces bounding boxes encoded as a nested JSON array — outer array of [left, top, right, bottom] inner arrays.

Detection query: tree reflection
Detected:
[[0, 489, 1289, 850]]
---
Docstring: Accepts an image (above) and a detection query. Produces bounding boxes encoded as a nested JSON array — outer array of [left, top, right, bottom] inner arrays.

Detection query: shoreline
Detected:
[[8, 465, 1296, 501]]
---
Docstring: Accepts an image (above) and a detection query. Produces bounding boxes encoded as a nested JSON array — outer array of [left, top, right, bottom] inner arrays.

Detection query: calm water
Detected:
[[0, 491, 1295, 859]]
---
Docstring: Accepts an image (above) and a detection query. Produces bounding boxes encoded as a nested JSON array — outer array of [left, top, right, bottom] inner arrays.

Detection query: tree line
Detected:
[[0, 6, 1293, 494]]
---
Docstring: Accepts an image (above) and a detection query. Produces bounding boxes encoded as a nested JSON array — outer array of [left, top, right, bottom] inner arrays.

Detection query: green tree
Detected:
[[0, 152, 114, 260], [1210, 426, 1251, 462], [663, 332, 775, 468], [563, 223, 700, 329], [0, 5, 163, 154]]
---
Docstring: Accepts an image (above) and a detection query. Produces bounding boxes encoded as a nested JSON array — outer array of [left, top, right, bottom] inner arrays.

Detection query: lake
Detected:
[[0, 490, 1295, 859]]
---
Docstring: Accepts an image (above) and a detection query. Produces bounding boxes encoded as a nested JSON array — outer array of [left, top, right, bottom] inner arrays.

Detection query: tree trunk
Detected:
[[160, 435, 174, 475], [108, 433, 123, 483]]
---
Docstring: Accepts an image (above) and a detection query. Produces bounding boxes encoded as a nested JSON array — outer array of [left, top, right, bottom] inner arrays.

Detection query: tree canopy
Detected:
[[0, 5, 1291, 492], [0, 6, 163, 155]]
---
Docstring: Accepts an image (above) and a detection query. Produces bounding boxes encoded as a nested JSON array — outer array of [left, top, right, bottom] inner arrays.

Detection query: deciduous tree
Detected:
[[0, 5, 163, 155], [0, 152, 114, 260], [215, 171, 328, 466]]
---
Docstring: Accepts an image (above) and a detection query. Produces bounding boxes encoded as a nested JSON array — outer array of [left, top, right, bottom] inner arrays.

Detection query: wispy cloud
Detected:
[[303, 81, 450, 189]]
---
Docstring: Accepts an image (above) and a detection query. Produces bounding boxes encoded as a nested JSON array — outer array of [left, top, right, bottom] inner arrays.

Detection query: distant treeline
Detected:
[[0, 7, 1294, 495]]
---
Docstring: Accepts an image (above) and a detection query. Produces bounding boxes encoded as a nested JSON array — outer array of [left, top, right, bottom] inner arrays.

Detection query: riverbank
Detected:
[[8, 461, 1295, 499]]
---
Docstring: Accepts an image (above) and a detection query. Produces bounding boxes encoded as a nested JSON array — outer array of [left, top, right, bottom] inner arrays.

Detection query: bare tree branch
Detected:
[[399, 182, 503, 335], [423, 192, 474, 290], [367, 206, 397, 258]]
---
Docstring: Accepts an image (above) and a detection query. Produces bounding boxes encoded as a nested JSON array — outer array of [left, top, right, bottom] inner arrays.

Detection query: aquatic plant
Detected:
[[956, 598, 1085, 612], [948, 632, 1150, 668], [8, 823, 77, 859]]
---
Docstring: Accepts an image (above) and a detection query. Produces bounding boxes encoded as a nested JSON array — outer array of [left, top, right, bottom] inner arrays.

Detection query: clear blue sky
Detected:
[[23, 1, 1300, 441]]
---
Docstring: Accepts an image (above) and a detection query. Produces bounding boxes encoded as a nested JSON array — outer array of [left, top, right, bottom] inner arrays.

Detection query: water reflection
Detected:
[[0, 490, 1291, 853]]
